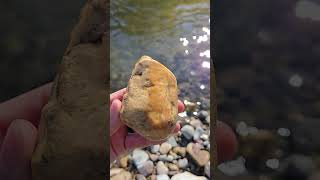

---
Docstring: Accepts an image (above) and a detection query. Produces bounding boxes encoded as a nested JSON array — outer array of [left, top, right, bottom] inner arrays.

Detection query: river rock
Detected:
[[166, 136, 178, 147], [120, 56, 178, 141], [135, 174, 147, 180], [193, 127, 205, 141], [137, 160, 154, 176], [111, 170, 132, 180], [187, 143, 210, 167], [173, 147, 186, 157], [178, 158, 188, 169], [120, 155, 129, 168], [181, 125, 195, 140], [156, 174, 170, 180], [151, 145, 160, 153], [132, 149, 149, 167], [160, 142, 172, 154], [156, 161, 169, 175], [167, 163, 179, 171], [171, 172, 207, 180]]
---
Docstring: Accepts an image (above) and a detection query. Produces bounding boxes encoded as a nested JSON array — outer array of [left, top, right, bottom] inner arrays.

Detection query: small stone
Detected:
[[167, 163, 179, 171], [169, 151, 179, 160], [178, 158, 188, 169], [149, 175, 157, 180], [171, 172, 207, 180], [135, 174, 147, 180], [150, 154, 159, 161], [156, 174, 170, 180], [193, 127, 205, 141], [205, 162, 210, 177], [160, 142, 172, 154], [200, 134, 209, 141], [166, 136, 178, 147], [197, 110, 209, 121], [137, 160, 154, 176], [181, 125, 195, 140], [166, 155, 174, 162], [151, 145, 160, 153], [132, 149, 149, 167], [110, 168, 124, 177], [187, 143, 210, 167], [168, 170, 179, 176], [111, 170, 132, 180], [156, 161, 169, 175], [204, 116, 210, 124], [173, 147, 186, 157], [120, 155, 129, 168], [190, 118, 202, 128]]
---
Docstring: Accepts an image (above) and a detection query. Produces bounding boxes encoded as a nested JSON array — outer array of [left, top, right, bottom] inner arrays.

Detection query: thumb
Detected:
[[0, 119, 37, 180], [110, 99, 122, 136]]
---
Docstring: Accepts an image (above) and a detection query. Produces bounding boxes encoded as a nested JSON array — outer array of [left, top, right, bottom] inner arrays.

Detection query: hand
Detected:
[[0, 84, 238, 180], [109, 88, 183, 161]]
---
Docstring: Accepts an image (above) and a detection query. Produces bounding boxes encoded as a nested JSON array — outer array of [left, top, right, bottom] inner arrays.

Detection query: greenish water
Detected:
[[110, 0, 210, 107]]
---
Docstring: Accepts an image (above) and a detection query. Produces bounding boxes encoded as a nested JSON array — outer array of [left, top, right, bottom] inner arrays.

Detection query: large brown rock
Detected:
[[31, 0, 108, 180], [120, 56, 178, 141]]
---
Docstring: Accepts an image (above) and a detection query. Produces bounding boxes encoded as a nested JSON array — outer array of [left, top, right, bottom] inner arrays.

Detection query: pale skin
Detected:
[[0, 83, 238, 180]]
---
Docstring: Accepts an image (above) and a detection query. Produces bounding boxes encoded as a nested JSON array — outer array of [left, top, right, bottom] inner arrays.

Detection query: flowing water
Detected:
[[110, 0, 210, 107]]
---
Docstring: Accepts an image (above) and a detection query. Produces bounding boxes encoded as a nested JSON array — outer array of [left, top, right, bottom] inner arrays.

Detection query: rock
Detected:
[[166, 136, 178, 147], [160, 142, 172, 154], [168, 170, 179, 176], [159, 155, 174, 162], [167, 163, 179, 171], [197, 110, 209, 121], [187, 143, 210, 167], [111, 170, 132, 180], [110, 168, 124, 177], [156, 174, 170, 180], [171, 172, 207, 180], [135, 174, 147, 180], [132, 149, 149, 168], [169, 151, 179, 160], [149, 175, 157, 180], [137, 160, 154, 176], [31, 1, 108, 179], [217, 157, 246, 176], [181, 125, 195, 140], [200, 134, 209, 141], [151, 145, 160, 153], [150, 154, 159, 161], [193, 127, 205, 141], [204, 116, 210, 124], [120, 56, 178, 141], [156, 161, 169, 175], [173, 147, 186, 157], [120, 155, 129, 168], [178, 158, 188, 169], [190, 118, 203, 128], [205, 162, 210, 177]]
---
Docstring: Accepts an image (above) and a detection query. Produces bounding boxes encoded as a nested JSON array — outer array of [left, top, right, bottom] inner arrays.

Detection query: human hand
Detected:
[[0, 84, 238, 180], [109, 88, 184, 162]]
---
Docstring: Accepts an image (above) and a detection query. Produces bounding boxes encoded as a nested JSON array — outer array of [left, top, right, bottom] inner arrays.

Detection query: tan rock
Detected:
[[187, 143, 210, 167], [31, 1, 108, 180], [111, 170, 132, 180], [173, 147, 186, 157], [120, 56, 178, 141], [119, 155, 130, 168]]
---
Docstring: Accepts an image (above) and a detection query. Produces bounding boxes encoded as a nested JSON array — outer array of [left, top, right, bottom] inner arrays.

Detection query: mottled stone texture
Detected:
[[31, 0, 108, 180], [120, 56, 178, 141]]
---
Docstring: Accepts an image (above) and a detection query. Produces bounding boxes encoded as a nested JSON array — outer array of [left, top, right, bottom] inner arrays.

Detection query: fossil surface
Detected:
[[120, 56, 178, 141], [31, 0, 108, 180]]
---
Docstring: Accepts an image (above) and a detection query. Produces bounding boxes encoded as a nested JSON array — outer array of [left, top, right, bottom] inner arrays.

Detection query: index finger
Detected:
[[110, 88, 126, 105]]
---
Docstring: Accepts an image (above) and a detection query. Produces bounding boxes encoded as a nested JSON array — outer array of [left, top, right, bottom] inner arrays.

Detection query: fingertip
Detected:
[[216, 121, 238, 163], [177, 100, 185, 112], [110, 99, 123, 136]]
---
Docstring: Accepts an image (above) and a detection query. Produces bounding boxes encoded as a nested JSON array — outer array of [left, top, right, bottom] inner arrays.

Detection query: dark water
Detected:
[[110, 0, 210, 108]]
